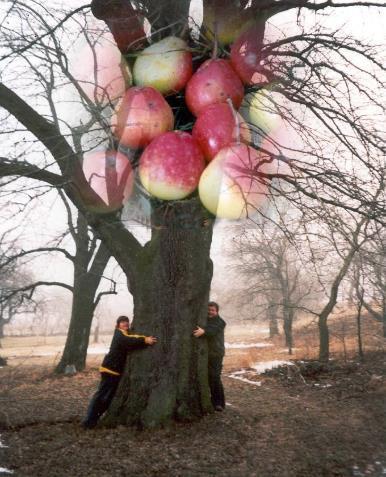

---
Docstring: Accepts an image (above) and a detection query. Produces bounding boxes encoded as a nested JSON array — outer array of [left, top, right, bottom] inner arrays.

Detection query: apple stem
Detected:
[[212, 20, 218, 59], [227, 98, 241, 145]]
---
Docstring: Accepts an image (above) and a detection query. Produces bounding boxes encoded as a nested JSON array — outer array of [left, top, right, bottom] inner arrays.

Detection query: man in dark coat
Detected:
[[82, 316, 157, 428], [193, 301, 226, 411]]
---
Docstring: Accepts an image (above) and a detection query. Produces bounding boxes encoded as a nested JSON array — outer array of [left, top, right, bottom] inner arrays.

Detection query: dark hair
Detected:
[[116, 316, 130, 327], [208, 301, 219, 311]]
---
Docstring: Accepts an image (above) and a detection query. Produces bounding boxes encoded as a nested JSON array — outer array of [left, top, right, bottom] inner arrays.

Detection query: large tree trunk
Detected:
[[383, 299, 386, 338], [268, 304, 279, 338], [318, 313, 329, 363], [283, 306, 294, 355], [105, 198, 214, 427], [55, 217, 111, 374]]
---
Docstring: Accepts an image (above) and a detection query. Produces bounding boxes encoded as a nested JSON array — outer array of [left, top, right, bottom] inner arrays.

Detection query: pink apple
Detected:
[[192, 103, 251, 161], [71, 32, 131, 105], [112, 86, 174, 149], [198, 143, 273, 219], [133, 37, 192, 95], [185, 59, 244, 117], [139, 131, 205, 200], [230, 24, 269, 86], [82, 150, 133, 212]]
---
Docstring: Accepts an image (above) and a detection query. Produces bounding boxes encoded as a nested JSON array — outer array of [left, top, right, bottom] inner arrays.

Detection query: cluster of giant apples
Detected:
[[78, 23, 282, 219]]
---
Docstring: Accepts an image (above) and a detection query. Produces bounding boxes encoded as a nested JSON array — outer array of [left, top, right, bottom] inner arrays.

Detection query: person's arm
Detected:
[[118, 331, 157, 348], [193, 319, 223, 338]]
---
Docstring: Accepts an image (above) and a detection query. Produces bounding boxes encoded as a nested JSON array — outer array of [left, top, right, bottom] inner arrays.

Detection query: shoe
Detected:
[[214, 405, 224, 412]]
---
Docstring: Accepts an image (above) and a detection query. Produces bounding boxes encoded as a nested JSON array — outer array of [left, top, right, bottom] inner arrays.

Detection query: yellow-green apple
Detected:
[[239, 89, 282, 137], [192, 103, 251, 161], [139, 131, 205, 200], [82, 150, 134, 212], [133, 37, 192, 95], [230, 24, 268, 86], [112, 86, 174, 149], [72, 32, 131, 105], [185, 59, 244, 117], [202, 2, 255, 46], [198, 143, 272, 219]]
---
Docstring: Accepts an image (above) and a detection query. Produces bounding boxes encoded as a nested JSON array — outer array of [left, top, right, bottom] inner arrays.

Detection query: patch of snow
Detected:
[[87, 346, 109, 355], [228, 375, 262, 386], [31, 351, 61, 357], [229, 369, 247, 376], [225, 342, 273, 349], [251, 360, 293, 374], [0, 435, 8, 448], [314, 383, 332, 388], [278, 348, 299, 353], [0, 468, 14, 474]]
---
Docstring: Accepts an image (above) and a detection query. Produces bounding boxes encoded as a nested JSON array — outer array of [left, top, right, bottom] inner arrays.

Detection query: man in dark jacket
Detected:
[[193, 301, 226, 411], [82, 316, 157, 428]]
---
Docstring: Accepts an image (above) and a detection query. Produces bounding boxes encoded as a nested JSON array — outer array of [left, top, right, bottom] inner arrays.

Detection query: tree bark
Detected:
[[268, 304, 279, 338], [318, 313, 329, 363], [356, 291, 364, 362], [104, 198, 214, 427], [283, 306, 294, 355], [55, 216, 111, 373]]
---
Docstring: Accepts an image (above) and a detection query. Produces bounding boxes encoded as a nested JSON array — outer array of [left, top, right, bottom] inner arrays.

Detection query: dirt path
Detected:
[[0, 353, 385, 477]]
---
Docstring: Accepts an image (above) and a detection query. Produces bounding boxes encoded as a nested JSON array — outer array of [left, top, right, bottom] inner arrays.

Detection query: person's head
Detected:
[[208, 301, 219, 318], [116, 315, 130, 331]]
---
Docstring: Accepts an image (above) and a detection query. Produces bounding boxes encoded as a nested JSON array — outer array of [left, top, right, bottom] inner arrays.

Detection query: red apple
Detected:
[[230, 24, 268, 86], [192, 103, 251, 161], [199, 143, 273, 219], [139, 131, 205, 200], [91, 0, 147, 52], [82, 150, 134, 212], [185, 59, 244, 117], [112, 86, 174, 149], [133, 37, 192, 95]]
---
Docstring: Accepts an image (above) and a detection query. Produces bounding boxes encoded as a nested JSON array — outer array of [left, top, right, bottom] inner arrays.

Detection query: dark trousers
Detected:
[[83, 373, 120, 428], [208, 355, 225, 408]]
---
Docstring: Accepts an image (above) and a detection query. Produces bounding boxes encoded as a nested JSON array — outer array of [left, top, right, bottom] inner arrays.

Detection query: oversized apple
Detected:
[[139, 131, 205, 200], [198, 144, 272, 219], [82, 150, 134, 212], [192, 103, 251, 161], [230, 23, 268, 86], [202, 2, 254, 46], [133, 37, 192, 95], [91, 0, 147, 52], [112, 86, 174, 149], [240, 89, 282, 137], [71, 32, 131, 105], [185, 59, 244, 117]]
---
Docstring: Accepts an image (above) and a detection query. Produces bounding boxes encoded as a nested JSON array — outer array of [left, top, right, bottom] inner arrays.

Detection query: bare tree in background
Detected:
[[0, 0, 384, 426], [232, 220, 315, 353], [350, 226, 386, 338], [0, 200, 115, 372], [0, 246, 39, 344]]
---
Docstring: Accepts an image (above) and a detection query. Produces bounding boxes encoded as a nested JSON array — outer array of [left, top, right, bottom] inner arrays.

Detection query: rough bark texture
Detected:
[[55, 216, 111, 374], [105, 198, 214, 428], [268, 305, 279, 338], [283, 307, 294, 355], [318, 314, 330, 363]]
